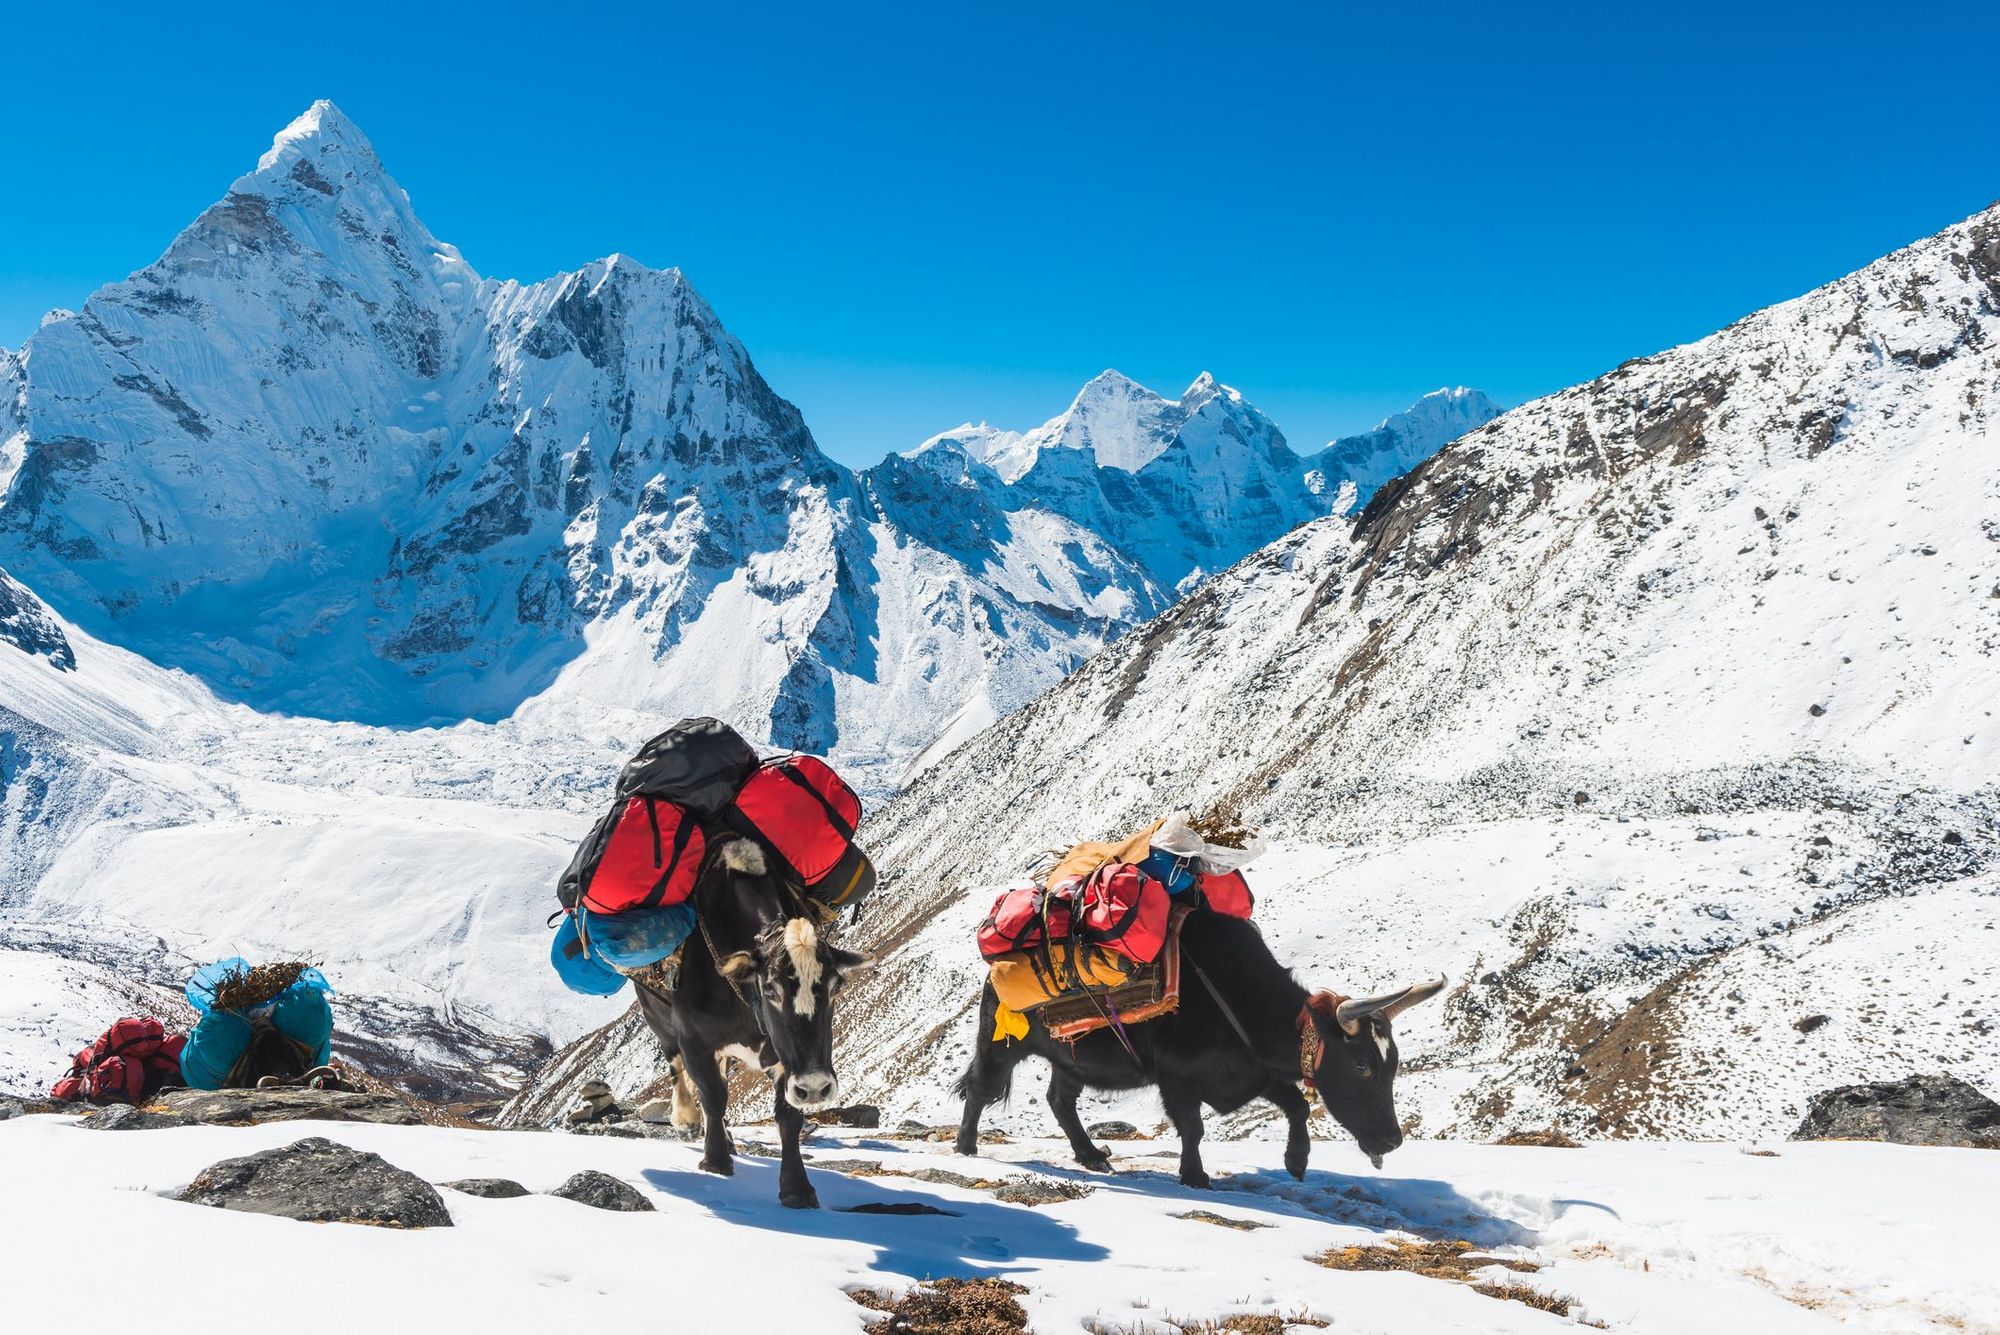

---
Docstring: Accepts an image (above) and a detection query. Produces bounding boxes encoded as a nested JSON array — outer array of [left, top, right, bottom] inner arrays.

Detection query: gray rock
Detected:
[[1086, 1120, 1143, 1139], [76, 1103, 190, 1130], [0, 1099, 26, 1121], [178, 1136, 452, 1227], [1793, 1074, 2000, 1148], [440, 1177, 531, 1199], [814, 1103, 881, 1129], [548, 1169, 654, 1211], [153, 1087, 422, 1127]]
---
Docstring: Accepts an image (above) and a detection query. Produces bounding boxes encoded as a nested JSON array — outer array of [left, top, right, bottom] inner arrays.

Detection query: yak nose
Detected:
[[788, 1073, 838, 1109]]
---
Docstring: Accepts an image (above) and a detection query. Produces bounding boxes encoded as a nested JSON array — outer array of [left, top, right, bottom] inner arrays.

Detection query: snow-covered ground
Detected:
[[1, 1115, 1991, 1333]]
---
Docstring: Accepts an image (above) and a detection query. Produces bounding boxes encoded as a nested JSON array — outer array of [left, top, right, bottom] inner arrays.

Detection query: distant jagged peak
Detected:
[[1314, 385, 1505, 505]]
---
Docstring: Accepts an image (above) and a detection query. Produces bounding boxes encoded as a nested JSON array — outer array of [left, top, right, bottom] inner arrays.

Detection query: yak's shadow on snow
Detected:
[[642, 1160, 1108, 1281], [995, 1151, 1542, 1248]]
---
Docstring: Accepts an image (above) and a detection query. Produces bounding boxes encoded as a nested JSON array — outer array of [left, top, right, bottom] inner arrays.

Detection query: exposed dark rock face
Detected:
[[1792, 1074, 2000, 1147], [440, 1177, 531, 1199], [548, 1169, 654, 1211], [810, 1103, 881, 1129], [0, 568, 74, 670], [1085, 1120, 1142, 1139], [153, 1087, 423, 1126], [177, 1136, 453, 1227]]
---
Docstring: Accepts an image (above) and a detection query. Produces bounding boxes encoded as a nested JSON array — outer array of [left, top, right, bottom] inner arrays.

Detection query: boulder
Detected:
[[440, 1177, 531, 1199], [548, 1169, 654, 1211], [178, 1136, 452, 1227], [76, 1103, 191, 1130], [811, 1104, 881, 1129], [1086, 1120, 1143, 1139], [153, 1087, 422, 1127], [1792, 1074, 2000, 1148]]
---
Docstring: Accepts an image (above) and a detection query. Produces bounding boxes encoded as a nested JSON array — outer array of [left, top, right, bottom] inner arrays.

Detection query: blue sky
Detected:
[[3, 2, 1995, 466]]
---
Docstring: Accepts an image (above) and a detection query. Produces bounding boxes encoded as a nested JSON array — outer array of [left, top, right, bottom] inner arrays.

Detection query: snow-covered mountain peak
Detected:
[[255, 98, 379, 175]]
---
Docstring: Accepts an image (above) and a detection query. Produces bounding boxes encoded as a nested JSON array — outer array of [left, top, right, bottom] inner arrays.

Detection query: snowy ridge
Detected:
[[918, 371, 1500, 595]]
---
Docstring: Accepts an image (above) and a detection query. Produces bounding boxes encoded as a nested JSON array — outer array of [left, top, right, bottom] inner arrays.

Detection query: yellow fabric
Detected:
[[988, 946, 1131, 1011], [992, 1003, 1030, 1043]]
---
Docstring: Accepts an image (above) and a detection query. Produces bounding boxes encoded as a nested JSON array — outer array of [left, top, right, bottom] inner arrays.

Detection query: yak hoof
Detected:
[[698, 1153, 735, 1177], [1077, 1148, 1113, 1173], [1285, 1147, 1309, 1181], [1179, 1168, 1213, 1190], [780, 1185, 821, 1210], [954, 1136, 979, 1158]]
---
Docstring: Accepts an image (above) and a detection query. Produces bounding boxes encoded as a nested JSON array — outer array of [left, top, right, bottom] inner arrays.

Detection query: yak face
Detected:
[[716, 911, 869, 1111], [1306, 979, 1446, 1167]]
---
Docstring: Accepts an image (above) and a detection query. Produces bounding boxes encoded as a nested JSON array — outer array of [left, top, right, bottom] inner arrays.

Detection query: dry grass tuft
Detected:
[[1472, 1280, 1601, 1323], [1493, 1125, 1582, 1148], [1314, 1240, 1603, 1326], [1313, 1238, 1539, 1281], [852, 1277, 1029, 1333], [1173, 1315, 1329, 1333], [208, 960, 314, 1012]]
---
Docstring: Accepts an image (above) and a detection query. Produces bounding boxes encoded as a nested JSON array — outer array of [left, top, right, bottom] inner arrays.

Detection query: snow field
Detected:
[[0, 1115, 1990, 1333]]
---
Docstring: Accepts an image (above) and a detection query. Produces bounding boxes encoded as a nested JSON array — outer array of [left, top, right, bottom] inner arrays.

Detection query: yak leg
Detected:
[[682, 1045, 735, 1176], [953, 1011, 1017, 1157], [772, 1072, 820, 1210], [1265, 1080, 1312, 1181], [1048, 1068, 1113, 1172], [1160, 1082, 1211, 1189]]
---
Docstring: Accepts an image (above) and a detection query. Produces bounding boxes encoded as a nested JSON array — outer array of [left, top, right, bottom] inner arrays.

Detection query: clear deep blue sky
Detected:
[[4, 2, 1996, 466]]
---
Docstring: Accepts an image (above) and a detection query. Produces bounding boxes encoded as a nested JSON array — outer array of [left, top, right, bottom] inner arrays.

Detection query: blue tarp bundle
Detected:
[[179, 958, 335, 1090]]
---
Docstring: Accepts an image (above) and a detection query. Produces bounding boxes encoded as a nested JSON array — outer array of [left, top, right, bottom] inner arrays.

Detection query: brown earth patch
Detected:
[[1493, 1126, 1582, 1148]]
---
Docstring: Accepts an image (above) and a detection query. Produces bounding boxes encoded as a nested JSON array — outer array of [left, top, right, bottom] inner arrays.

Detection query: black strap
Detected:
[[641, 812, 697, 909], [1187, 951, 1259, 1057]]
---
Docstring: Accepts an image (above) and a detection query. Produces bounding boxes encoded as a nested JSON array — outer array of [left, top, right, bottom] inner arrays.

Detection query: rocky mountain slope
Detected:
[[517, 200, 2000, 1138]]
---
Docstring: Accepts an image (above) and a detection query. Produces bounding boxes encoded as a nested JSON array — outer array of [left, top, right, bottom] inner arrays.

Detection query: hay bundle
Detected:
[[1188, 807, 1257, 850], [208, 960, 314, 1012]]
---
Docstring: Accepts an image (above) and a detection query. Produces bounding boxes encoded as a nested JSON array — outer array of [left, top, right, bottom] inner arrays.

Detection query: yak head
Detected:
[[706, 837, 870, 1110], [1303, 978, 1446, 1167]]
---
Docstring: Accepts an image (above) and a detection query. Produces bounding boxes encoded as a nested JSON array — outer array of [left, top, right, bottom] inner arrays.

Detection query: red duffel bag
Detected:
[[570, 794, 706, 915], [1071, 862, 1171, 965], [727, 754, 862, 886], [976, 884, 1076, 959], [51, 1018, 186, 1105], [1196, 869, 1254, 919]]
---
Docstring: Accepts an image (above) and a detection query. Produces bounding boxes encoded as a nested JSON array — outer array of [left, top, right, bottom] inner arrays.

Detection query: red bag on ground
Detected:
[[1196, 869, 1254, 919], [1072, 862, 1171, 964], [50, 1018, 185, 1105], [573, 794, 706, 915], [727, 754, 862, 886], [977, 884, 1076, 959]]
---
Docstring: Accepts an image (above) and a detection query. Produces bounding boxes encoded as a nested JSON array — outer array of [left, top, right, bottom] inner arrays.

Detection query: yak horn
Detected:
[[1335, 977, 1447, 1032]]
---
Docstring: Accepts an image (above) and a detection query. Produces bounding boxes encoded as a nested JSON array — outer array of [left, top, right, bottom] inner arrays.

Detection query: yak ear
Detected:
[[831, 947, 873, 977], [718, 951, 758, 982]]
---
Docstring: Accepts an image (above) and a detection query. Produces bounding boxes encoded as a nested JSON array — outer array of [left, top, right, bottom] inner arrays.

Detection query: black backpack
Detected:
[[557, 717, 760, 912]]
